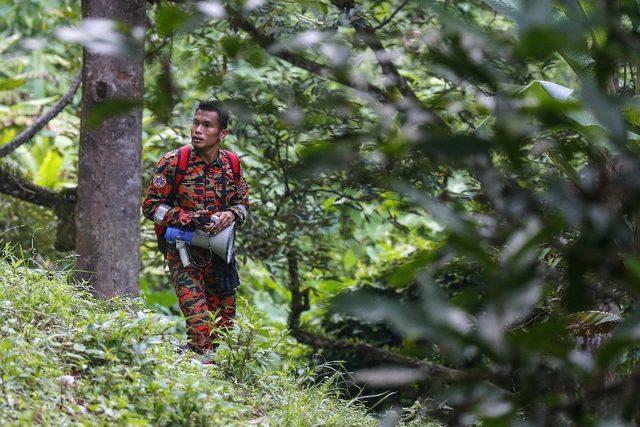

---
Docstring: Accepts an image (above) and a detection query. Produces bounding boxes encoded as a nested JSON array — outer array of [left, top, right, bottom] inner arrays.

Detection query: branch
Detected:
[[0, 71, 81, 159], [224, 6, 389, 103], [373, 0, 410, 31], [291, 328, 469, 382], [0, 166, 77, 251], [0, 166, 75, 208]]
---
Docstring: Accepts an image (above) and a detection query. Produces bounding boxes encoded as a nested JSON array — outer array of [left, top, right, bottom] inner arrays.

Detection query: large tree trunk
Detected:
[[76, 0, 146, 297]]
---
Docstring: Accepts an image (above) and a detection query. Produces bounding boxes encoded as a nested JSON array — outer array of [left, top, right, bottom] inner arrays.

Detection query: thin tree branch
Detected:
[[0, 71, 82, 159], [0, 166, 75, 208], [0, 166, 77, 251], [291, 327, 469, 382], [373, 0, 410, 31], [224, 6, 389, 103]]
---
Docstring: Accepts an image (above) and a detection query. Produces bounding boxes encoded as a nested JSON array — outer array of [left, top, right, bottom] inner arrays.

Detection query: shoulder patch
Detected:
[[153, 174, 167, 188]]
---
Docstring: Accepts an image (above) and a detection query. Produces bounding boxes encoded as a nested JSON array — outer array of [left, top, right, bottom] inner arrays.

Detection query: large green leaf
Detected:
[[0, 77, 26, 91], [34, 150, 63, 188]]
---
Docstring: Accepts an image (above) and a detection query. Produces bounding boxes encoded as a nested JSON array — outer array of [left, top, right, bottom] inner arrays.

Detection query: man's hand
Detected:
[[203, 211, 235, 234], [193, 209, 213, 230]]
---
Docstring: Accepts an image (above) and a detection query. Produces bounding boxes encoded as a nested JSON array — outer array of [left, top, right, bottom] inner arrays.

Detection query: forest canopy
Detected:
[[2, 0, 640, 424]]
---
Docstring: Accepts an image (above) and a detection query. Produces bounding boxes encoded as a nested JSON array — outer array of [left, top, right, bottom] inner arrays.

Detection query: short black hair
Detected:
[[196, 100, 230, 130]]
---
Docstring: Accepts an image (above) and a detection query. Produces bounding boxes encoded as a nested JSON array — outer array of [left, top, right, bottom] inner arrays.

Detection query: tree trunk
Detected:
[[76, 0, 146, 298]]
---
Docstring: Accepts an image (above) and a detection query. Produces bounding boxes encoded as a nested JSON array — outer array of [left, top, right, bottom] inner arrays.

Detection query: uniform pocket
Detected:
[[177, 177, 203, 208]]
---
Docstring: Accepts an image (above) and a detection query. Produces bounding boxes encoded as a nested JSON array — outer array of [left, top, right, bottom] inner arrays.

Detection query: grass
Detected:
[[0, 247, 381, 426]]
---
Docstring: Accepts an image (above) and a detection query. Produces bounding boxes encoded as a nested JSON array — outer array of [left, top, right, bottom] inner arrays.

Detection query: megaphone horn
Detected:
[[208, 223, 235, 263]]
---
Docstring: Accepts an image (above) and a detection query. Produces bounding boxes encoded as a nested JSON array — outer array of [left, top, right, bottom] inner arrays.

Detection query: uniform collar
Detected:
[[191, 146, 222, 166]]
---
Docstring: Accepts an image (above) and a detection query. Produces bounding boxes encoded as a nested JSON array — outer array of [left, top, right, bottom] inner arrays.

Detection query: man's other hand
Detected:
[[193, 209, 212, 230], [204, 211, 235, 234]]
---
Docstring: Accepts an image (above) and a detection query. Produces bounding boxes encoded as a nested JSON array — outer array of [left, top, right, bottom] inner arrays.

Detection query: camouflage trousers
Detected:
[[166, 247, 237, 354]]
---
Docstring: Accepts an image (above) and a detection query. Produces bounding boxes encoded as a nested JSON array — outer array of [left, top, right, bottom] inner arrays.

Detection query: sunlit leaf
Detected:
[[343, 249, 357, 271], [34, 150, 63, 188], [0, 77, 26, 90]]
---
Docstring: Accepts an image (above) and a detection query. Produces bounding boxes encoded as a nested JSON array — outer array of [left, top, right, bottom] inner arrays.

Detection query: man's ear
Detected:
[[219, 129, 229, 140]]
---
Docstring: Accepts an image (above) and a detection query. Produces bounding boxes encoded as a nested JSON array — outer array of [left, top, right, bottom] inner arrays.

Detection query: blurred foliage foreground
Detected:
[[4, 0, 640, 425]]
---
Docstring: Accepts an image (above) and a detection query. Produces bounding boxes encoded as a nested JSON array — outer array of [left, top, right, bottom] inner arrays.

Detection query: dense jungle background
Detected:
[[3, 0, 640, 425]]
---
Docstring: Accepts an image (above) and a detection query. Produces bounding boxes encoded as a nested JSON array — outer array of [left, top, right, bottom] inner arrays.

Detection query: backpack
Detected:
[[154, 146, 241, 254]]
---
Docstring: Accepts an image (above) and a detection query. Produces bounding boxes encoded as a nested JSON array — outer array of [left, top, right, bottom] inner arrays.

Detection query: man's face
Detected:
[[191, 109, 228, 151]]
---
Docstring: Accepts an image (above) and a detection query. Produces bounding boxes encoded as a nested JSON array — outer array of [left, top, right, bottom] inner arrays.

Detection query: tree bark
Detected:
[[76, 0, 146, 297]]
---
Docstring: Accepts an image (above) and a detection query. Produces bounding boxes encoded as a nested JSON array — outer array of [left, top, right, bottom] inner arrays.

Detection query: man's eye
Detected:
[[192, 120, 198, 125]]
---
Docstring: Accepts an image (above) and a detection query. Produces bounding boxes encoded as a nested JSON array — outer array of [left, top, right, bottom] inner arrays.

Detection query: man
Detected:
[[143, 100, 249, 359]]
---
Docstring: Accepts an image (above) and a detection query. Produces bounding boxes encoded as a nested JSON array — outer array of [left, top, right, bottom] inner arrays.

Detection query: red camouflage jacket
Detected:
[[142, 146, 250, 228]]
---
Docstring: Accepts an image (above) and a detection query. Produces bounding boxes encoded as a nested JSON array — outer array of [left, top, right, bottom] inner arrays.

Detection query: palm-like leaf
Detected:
[[567, 310, 622, 336]]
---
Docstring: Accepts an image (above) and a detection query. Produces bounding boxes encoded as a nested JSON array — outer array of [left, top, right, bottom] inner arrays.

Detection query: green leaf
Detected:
[[88, 99, 141, 129], [322, 196, 337, 211], [244, 48, 267, 68], [343, 249, 357, 271], [0, 77, 26, 90], [34, 150, 63, 188], [623, 96, 640, 126], [221, 35, 242, 58], [155, 4, 192, 36], [300, 0, 328, 15], [316, 279, 343, 294], [388, 251, 435, 288]]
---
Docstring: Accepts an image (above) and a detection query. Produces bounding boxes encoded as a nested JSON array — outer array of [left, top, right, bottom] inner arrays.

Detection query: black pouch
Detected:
[[158, 234, 169, 255], [211, 254, 240, 291]]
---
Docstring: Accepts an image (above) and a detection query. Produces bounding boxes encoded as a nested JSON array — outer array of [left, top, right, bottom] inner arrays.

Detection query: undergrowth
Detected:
[[0, 245, 380, 426]]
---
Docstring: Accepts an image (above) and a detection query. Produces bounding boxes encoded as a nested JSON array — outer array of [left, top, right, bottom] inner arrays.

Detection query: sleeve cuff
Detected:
[[154, 204, 172, 224]]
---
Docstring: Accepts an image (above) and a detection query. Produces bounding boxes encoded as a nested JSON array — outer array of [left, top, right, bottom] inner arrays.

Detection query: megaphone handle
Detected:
[[176, 240, 191, 267]]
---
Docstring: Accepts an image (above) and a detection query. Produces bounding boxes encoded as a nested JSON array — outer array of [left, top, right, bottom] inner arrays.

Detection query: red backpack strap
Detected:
[[222, 149, 241, 180], [173, 145, 191, 192]]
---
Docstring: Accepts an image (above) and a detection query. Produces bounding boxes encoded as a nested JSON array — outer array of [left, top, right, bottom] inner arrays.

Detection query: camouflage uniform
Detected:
[[143, 147, 249, 354]]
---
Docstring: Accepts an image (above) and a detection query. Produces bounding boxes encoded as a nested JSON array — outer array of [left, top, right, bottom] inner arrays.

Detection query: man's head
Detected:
[[191, 100, 230, 152]]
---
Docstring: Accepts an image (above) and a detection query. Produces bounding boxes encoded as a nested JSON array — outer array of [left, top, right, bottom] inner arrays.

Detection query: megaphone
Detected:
[[165, 223, 235, 267]]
